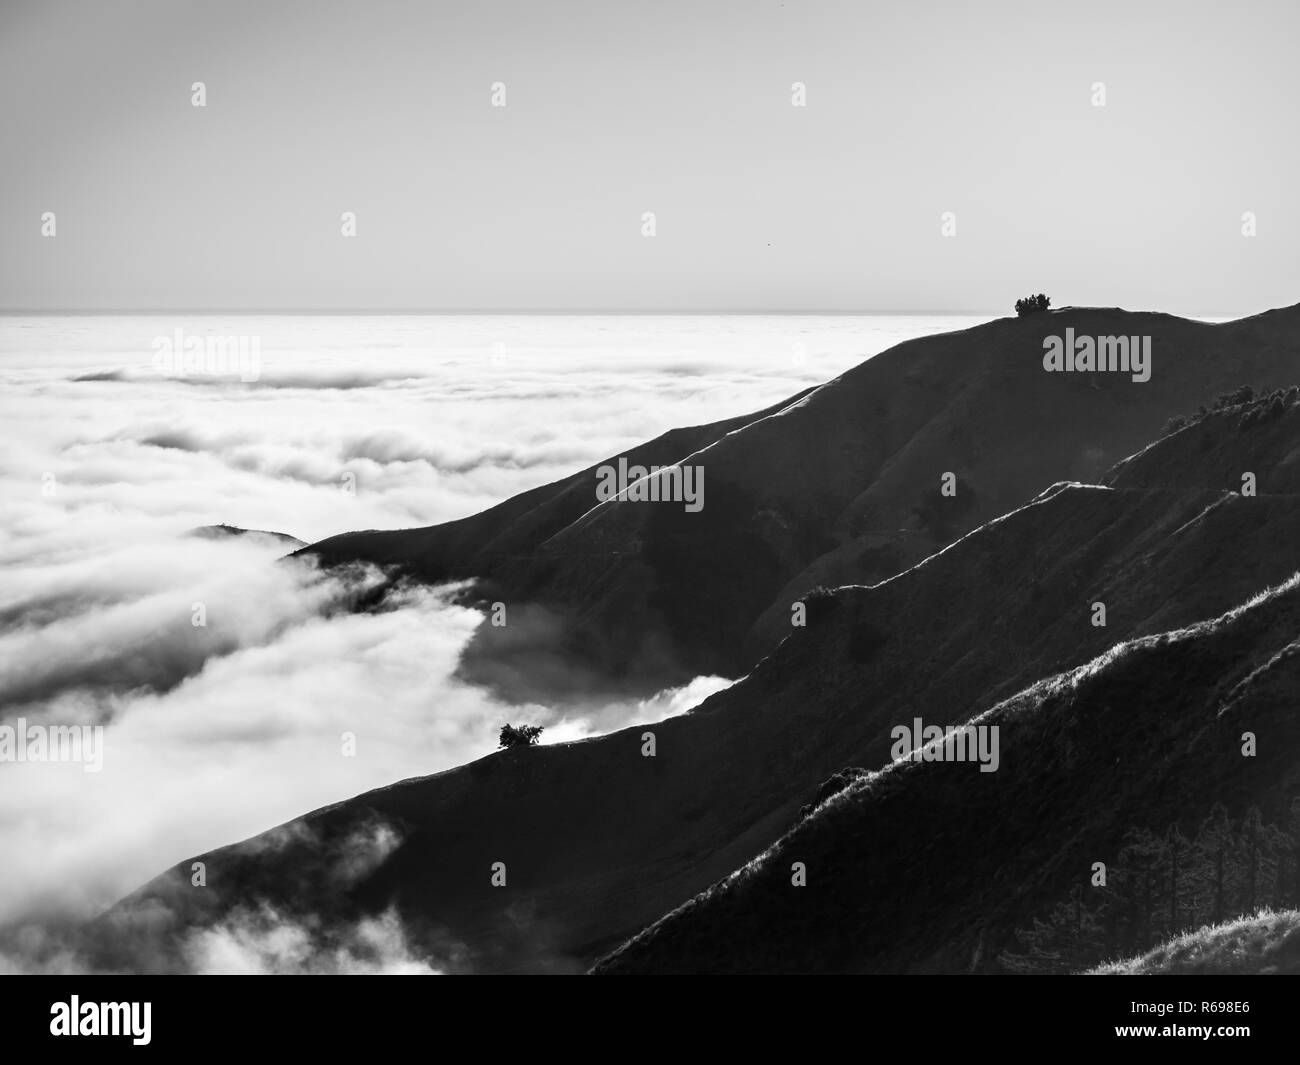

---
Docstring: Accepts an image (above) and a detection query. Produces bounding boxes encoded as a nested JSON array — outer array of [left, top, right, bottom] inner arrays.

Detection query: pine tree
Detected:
[[998, 882, 1111, 973], [1167, 823, 1194, 934], [1002, 807, 1295, 974], [1192, 804, 1234, 925], [1118, 827, 1167, 949], [1289, 799, 1300, 908]]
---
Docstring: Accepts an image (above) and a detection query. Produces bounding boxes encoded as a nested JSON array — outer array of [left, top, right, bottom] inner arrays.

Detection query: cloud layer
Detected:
[[0, 313, 973, 968]]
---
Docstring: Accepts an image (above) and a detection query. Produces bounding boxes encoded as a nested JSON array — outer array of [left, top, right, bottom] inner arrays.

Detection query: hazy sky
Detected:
[[1, 0, 1297, 314]]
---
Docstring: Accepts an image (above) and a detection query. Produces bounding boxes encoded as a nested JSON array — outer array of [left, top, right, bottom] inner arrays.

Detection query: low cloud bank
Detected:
[[0, 313, 956, 971]]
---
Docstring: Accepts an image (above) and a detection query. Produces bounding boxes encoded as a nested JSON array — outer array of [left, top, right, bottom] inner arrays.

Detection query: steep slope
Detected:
[[99, 389, 1300, 973], [302, 305, 1300, 693], [594, 566, 1300, 973]]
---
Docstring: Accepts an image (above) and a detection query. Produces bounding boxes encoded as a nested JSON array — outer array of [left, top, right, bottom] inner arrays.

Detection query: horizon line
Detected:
[[0, 307, 1241, 318]]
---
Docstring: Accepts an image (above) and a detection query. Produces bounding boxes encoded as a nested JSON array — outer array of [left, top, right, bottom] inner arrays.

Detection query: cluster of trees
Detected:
[[498, 724, 544, 749], [1161, 384, 1298, 436], [1015, 293, 1051, 316], [1213, 384, 1257, 409], [1000, 802, 1300, 973], [1239, 387, 1294, 428]]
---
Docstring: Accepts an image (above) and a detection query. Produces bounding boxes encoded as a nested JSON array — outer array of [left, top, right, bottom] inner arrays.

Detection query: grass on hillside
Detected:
[[1090, 909, 1300, 974]]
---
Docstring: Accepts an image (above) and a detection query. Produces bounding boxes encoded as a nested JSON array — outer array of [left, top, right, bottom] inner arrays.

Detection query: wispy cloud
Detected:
[[0, 314, 950, 970]]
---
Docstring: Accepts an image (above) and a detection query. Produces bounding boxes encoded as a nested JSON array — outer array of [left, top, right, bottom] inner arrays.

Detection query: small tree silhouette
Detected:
[[1015, 293, 1051, 316], [498, 723, 544, 749]]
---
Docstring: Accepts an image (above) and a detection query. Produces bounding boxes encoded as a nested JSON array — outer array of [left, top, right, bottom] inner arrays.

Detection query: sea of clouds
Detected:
[[0, 313, 983, 971]]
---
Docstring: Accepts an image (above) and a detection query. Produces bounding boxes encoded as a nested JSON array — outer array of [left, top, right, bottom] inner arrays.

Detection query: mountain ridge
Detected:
[[91, 381, 1300, 973], [300, 304, 1300, 698]]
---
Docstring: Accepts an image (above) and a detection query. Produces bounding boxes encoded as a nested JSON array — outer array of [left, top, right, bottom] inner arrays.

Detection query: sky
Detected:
[[1, 0, 1297, 315]]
